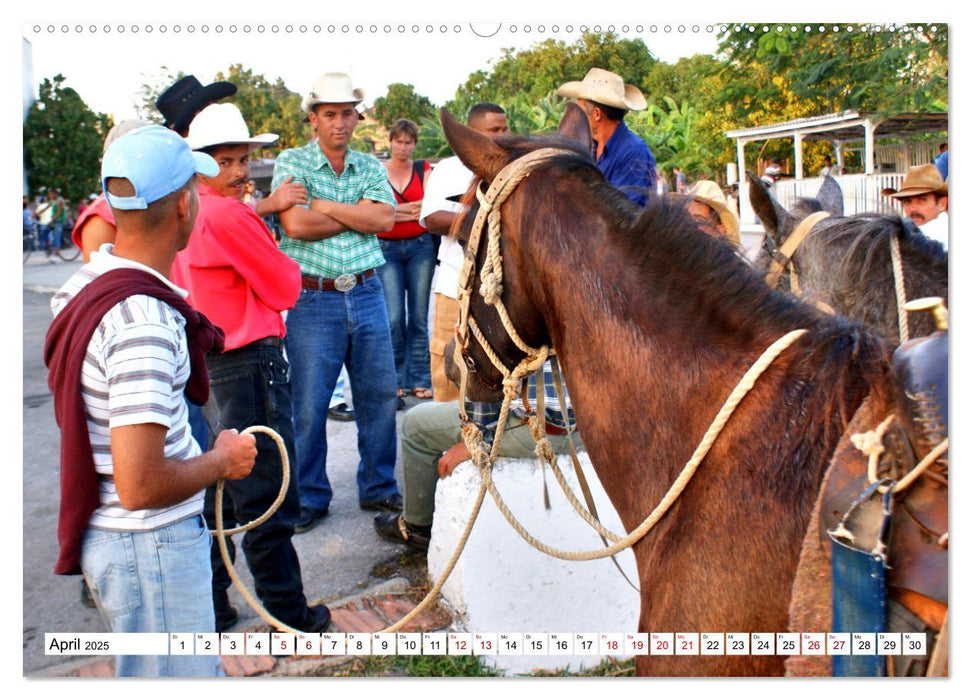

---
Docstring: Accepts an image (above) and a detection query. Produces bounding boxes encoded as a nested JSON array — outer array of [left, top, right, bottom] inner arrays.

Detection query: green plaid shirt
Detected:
[[271, 141, 396, 277]]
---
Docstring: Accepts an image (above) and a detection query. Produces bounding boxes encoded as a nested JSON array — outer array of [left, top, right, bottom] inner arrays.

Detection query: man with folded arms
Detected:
[[171, 103, 331, 633], [44, 125, 257, 676], [272, 72, 402, 534]]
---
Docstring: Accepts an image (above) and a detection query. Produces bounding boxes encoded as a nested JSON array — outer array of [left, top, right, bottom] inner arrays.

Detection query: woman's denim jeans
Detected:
[[376, 234, 435, 390]]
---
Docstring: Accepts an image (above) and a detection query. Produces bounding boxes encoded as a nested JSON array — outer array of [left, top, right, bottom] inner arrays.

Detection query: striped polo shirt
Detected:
[[50, 244, 203, 531], [271, 141, 396, 278]]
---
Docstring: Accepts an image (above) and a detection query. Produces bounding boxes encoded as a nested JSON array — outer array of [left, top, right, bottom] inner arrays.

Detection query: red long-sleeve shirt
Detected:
[[171, 182, 300, 351]]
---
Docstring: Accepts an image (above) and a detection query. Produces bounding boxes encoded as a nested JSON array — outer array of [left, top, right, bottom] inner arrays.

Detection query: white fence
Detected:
[[773, 173, 906, 217], [740, 173, 908, 228]]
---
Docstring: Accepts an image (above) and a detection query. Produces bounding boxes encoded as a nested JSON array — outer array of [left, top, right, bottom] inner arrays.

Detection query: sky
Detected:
[[22, 20, 721, 122]]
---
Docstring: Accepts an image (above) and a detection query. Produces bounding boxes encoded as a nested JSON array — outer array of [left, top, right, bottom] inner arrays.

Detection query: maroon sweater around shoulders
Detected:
[[43, 268, 224, 575]]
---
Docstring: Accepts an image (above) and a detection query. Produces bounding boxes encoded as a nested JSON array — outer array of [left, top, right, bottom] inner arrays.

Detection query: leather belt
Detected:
[[301, 269, 375, 293], [251, 336, 284, 350]]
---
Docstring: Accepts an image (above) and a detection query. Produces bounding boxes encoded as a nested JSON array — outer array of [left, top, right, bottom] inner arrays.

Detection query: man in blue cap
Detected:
[[45, 125, 257, 676]]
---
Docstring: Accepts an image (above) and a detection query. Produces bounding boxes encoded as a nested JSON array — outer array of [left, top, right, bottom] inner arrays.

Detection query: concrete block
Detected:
[[427, 453, 641, 675]]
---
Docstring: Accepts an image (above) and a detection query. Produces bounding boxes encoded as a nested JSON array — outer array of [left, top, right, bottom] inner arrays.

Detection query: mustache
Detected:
[[228, 178, 248, 188]]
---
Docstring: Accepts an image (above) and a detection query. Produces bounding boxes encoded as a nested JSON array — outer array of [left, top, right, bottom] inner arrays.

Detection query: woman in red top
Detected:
[[378, 119, 435, 401]]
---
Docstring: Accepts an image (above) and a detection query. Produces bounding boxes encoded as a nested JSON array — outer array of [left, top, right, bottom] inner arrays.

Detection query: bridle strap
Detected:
[[764, 211, 831, 288]]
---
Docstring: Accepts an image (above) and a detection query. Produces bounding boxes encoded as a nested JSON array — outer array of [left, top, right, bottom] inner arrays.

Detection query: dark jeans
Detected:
[[202, 339, 308, 626]]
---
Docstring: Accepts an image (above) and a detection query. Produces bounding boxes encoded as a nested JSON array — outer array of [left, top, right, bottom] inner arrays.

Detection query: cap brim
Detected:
[[193, 151, 219, 178]]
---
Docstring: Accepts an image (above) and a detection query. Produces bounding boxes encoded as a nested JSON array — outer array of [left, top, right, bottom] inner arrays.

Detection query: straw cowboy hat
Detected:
[[881, 164, 948, 198], [185, 103, 278, 151], [556, 68, 647, 112], [685, 180, 740, 243], [155, 75, 237, 135], [301, 72, 365, 112]]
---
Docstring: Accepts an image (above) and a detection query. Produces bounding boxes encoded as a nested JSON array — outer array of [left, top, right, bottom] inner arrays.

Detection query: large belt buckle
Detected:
[[334, 273, 357, 292]]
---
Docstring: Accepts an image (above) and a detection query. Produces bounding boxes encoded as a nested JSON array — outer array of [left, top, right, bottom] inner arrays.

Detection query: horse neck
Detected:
[[512, 190, 845, 518]]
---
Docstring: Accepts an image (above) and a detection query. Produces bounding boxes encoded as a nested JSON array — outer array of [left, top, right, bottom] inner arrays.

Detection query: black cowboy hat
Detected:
[[155, 75, 237, 135]]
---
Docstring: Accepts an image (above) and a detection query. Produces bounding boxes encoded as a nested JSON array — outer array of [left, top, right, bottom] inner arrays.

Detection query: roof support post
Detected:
[[794, 131, 804, 179], [864, 117, 876, 174]]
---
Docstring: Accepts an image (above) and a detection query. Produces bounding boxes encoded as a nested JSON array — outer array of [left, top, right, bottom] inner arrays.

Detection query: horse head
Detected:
[[438, 103, 596, 401]]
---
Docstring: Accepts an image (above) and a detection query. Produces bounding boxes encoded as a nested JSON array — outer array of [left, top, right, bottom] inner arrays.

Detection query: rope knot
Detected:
[[480, 272, 502, 305], [533, 437, 556, 463], [851, 428, 886, 458]]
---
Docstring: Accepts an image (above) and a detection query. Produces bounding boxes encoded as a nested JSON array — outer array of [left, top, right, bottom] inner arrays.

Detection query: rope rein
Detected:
[[449, 149, 812, 564], [890, 233, 910, 344]]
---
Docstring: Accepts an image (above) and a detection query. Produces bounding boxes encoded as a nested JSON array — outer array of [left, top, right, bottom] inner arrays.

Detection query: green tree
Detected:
[[447, 32, 657, 113], [215, 65, 306, 152], [372, 83, 436, 131], [134, 66, 182, 123], [716, 23, 948, 117], [24, 74, 110, 205]]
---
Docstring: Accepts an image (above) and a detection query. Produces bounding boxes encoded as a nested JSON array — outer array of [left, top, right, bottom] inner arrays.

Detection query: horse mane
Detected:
[[813, 213, 947, 284]]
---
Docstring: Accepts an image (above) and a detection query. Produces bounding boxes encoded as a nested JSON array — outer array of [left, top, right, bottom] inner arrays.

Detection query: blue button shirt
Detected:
[[596, 120, 656, 206], [934, 150, 948, 181]]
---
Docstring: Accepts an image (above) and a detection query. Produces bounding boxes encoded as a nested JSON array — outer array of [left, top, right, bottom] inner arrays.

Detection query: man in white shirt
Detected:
[[882, 164, 948, 251], [419, 103, 508, 401]]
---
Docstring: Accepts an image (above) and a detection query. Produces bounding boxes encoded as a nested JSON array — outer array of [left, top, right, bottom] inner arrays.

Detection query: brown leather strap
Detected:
[[300, 269, 375, 291]]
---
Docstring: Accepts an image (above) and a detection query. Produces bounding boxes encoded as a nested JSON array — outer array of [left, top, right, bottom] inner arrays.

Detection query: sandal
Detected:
[[411, 387, 433, 400]]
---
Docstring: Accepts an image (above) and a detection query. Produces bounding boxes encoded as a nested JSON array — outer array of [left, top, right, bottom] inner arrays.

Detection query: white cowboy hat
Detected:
[[685, 180, 740, 244], [185, 103, 278, 151], [556, 68, 647, 112], [301, 72, 365, 112]]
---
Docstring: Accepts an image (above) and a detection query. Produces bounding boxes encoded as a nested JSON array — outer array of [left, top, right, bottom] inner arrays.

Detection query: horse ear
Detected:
[[747, 170, 797, 244], [440, 107, 508, 182], [817, 175, 844, 216], [557, 102, 592, 152]]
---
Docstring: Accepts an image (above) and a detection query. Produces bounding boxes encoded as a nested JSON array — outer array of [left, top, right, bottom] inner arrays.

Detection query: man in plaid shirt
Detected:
[[374, 361, 584, 551], [273, 72, 402, 534]]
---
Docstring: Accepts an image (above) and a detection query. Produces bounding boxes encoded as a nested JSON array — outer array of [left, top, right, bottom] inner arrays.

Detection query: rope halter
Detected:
[[451, 147, 574, 424]]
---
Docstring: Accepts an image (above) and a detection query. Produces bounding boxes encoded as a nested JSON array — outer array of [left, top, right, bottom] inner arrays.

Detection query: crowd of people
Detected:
[[40, 64, 947, 678]]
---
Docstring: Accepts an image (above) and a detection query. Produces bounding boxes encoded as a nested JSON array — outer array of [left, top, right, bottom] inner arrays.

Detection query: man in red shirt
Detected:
[[171, 103, 330, 633]]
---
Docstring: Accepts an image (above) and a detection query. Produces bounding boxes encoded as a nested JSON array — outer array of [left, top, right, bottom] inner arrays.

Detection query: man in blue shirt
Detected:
[[557, 68, 656, 206]]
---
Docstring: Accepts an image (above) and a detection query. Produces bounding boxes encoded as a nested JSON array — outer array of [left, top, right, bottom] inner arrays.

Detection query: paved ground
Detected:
[[21, 255, 439, 677]]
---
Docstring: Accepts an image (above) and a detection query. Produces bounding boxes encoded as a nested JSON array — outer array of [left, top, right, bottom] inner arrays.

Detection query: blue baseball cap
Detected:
[[101, 124, 218, 210]]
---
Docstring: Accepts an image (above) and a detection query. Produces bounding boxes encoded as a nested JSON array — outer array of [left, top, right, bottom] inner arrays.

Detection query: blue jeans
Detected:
[[377, 234, 435, 390], [285, 275, 400, 512], [79, 515, 223, 676], [202, 340, 308, 626]]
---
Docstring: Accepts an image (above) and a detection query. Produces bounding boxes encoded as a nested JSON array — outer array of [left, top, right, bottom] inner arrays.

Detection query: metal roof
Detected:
[[724, 110, 948, 142]]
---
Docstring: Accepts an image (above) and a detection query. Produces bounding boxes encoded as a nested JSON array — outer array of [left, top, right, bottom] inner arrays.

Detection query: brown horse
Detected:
[[441, 104, 895, 676], [748, 173, 948, 344]]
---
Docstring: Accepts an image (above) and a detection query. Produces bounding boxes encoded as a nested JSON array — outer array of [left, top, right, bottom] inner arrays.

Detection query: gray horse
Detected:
[[749, 172, 947, 343]]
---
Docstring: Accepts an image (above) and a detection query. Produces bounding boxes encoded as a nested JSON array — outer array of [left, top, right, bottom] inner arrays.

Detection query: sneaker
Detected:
[[327, 403, 355, 422], [294, 506, 328, 534], [360, 493, 403, 513], [373, 513, 430, 553]]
